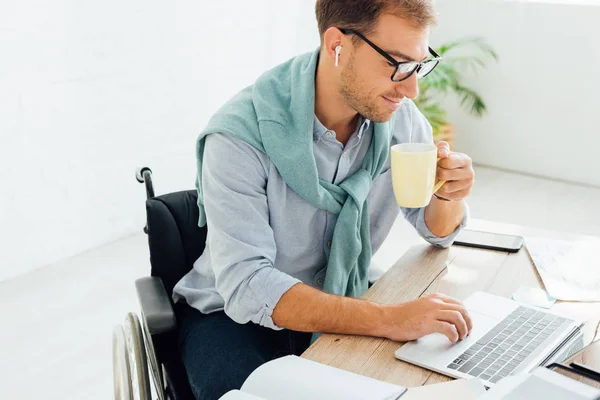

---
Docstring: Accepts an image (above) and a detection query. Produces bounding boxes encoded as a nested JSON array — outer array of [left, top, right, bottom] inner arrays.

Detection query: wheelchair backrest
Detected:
[[145, 190, 207, 297]]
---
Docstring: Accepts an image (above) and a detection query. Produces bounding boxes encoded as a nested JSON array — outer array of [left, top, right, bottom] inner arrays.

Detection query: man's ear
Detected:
[[323, 27, 344, 67]]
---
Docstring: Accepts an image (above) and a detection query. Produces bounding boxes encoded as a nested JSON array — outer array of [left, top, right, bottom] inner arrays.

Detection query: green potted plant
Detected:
[[414, 37, 498, 149]]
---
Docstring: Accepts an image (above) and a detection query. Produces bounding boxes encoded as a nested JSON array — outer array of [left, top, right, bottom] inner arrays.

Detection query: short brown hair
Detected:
[[315, 0, 437, 42]]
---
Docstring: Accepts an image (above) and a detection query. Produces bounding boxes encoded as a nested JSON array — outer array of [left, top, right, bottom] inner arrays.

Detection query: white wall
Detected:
[[0, 1, 320, 281], [5, 0, 598, 281], [430, 0, 600, 187]]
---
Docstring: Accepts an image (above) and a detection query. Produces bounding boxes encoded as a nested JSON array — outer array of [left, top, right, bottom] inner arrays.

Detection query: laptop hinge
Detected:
[[538, 326, 582, 367]]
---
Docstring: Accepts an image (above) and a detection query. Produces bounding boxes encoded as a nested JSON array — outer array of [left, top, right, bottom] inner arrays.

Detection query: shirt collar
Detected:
[[357, 117, 371, 139], [312, 115, 371, 142], [312, 115, 328, 141]]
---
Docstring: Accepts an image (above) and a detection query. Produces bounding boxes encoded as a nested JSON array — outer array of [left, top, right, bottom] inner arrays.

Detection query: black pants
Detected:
[[175, 302, 312, 400]]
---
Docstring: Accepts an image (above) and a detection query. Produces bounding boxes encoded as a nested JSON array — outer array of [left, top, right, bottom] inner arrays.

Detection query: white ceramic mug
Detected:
[[390, 143, 446, 208]]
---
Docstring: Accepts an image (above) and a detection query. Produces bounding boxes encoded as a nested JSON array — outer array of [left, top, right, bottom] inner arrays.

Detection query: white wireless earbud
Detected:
[[335, 45, 342, 67]]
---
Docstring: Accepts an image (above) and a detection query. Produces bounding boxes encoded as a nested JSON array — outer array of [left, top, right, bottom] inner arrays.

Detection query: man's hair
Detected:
[[315, 0, 437, 43]]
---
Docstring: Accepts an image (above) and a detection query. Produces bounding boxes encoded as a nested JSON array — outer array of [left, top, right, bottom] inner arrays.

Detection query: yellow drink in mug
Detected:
[[390, 143, 446, 208]]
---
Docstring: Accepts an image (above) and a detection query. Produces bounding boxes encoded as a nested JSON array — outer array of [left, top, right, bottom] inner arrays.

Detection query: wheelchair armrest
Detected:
[[135, 277, 177, 335]]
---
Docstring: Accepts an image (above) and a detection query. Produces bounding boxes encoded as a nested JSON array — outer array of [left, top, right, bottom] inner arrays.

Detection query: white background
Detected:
[[1, 0, 599, 280], [0, 1, 319, 281], [432, 0, 600, 187]]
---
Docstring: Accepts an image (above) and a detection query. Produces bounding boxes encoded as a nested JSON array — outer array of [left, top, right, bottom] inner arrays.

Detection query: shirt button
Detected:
[[327, 241, 332, 247], [325, 131, 333, 137], [317, 279, 324, 285], [343, 152, 348, 158]]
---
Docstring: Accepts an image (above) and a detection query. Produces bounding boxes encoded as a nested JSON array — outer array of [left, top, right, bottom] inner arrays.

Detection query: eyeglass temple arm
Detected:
[[340, 28, 441, 61], [429, 47, 441, 59]]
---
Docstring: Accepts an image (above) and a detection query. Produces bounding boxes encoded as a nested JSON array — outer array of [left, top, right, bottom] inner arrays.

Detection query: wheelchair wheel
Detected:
[[124, 313, 152, 400], [113, 325, 133, 400], [140, 317, 166, 400]]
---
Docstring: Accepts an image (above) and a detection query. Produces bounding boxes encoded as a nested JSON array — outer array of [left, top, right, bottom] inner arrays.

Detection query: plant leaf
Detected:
[[453, 83, 487, 117], [436, 37, 498, 61], [420, 36, 497, 119]]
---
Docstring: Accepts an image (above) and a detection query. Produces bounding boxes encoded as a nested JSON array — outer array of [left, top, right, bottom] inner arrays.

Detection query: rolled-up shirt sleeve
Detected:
[[202, 133, 301, 330], [402, 204, 469, 248], [396, 100, 469, 248]]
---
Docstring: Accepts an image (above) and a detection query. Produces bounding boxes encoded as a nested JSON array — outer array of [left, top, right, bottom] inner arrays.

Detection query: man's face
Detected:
[[339, 14, 430, 123]]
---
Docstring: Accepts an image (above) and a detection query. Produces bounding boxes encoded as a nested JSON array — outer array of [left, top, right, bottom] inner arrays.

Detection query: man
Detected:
[[173, 1, 475, 399]]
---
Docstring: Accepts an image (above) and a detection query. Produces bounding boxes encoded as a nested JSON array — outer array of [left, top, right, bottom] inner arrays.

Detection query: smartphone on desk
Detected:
[[454, 229, 524, 253]]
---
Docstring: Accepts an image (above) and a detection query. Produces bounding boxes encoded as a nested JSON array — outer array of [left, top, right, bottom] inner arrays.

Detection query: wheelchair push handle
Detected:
[[135, 167, 155, 200]]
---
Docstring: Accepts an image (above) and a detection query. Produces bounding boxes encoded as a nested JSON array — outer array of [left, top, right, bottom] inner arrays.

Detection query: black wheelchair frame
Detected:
[[113, 167, 203, 400]]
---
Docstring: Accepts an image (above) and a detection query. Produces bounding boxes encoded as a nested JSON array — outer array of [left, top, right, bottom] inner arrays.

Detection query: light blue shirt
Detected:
[[173, 99, 468, 330]]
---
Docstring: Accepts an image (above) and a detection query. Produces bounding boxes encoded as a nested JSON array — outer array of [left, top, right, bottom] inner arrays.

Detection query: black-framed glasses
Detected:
[[339, 28, 442, 82]]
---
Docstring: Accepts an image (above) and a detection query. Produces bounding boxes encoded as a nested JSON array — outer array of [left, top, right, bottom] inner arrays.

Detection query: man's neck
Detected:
[[314, 54, 359, 147]]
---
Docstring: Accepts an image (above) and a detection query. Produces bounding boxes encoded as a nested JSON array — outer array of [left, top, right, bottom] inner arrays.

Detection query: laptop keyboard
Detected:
[[447, 306, 569, 384]]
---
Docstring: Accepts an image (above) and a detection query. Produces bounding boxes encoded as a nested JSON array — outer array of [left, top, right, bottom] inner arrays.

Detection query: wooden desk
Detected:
[[302, 219, 600, 388]]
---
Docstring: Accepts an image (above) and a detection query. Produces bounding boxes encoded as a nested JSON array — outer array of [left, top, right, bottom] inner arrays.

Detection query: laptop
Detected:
[[394, 291, 584, 387]]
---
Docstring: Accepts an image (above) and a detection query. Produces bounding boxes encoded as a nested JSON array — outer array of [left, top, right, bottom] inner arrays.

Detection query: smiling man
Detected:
[[173, 1, 475, 399]]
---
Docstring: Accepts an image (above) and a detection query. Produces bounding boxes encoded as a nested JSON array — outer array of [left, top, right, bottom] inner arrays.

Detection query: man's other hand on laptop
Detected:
[[378, 293, 473, 344]]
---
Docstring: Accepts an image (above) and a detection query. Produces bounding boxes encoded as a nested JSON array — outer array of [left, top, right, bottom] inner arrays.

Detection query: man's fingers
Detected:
[[431, 293, 462, 305], [436, 188, 472, 202], [438, 153, 472, 170], [438, 178, 474, 194], [437, 166, 475, 182], [442, 305, 473, 334], [450, 305, 473, 333], [433, 321, 459, 343], [436, 141, 451, 158], [431, 293, 473, 334], [437, 310, 468, 340]]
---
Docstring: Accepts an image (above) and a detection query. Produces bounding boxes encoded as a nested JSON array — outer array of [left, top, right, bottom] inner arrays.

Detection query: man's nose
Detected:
[[396, 72, 419, 100]]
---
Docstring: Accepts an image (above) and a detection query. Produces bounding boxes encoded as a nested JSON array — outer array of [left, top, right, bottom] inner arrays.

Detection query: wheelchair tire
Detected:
[[113, 324, 133, 400], [141, 317, 166, 400], [124, 313, 152, 400]]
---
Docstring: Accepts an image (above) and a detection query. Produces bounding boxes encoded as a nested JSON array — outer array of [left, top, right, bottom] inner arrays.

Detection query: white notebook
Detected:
[[219, 355, 486, 400], [220, 355, 406, 400], [479, 367, 600, 400]]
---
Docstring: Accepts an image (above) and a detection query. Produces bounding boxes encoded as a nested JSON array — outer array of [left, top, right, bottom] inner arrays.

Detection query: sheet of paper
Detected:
[[525, 237, 600, 301], [401, 378, 486, 400], [220, 390, 265, 400], [241, 355, 406, 400]]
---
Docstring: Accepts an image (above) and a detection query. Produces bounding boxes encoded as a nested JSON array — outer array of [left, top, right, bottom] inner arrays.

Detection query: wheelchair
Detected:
[[112, 167, 204, 400]]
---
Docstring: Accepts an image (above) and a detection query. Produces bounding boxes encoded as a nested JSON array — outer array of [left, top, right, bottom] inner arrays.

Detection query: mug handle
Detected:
[[433, 157, 446, 193]]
